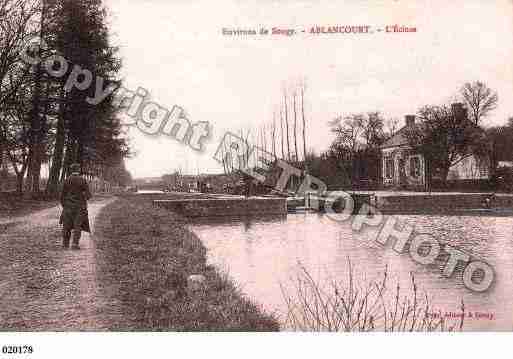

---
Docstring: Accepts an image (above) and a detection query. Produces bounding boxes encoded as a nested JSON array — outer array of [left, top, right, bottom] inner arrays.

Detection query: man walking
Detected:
[[60, 163, 92, 250]]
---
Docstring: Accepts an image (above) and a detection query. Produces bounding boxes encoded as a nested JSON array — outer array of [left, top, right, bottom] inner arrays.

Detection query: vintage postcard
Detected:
[[1, 0, 512, 357]]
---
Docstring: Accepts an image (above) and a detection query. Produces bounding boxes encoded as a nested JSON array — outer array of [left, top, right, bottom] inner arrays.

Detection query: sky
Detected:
[[104, 0, 513, 178]]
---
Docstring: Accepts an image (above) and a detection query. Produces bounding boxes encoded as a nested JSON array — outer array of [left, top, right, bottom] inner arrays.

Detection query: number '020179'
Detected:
[[1, 345, 33, 354]]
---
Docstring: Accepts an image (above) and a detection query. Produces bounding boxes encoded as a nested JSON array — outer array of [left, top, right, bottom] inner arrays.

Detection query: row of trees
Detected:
[[325, 112, 398, 188], [0, 0, 131, 195], [219, 81, 310, 192], [250, 81, 309, 166], [218, 79, 507, 192], [215, 76, 507, 192]]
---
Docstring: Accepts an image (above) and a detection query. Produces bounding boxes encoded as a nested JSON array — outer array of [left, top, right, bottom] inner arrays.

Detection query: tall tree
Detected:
[[0, 0, 40, 192], [283, 90, 291, 161], [26, 0, 49, 194], [460, 81, 498, 125], [45, 0, 125, 194], [292, 91, 299, 162], [279, 103, 285, 159], [0, 0, 130, 194], [300, 84, 307, 169], [329, 112, 387, 186], [328, 114, 363, 186], [405, 103, 489, 183], [271, 110, 277, 158]]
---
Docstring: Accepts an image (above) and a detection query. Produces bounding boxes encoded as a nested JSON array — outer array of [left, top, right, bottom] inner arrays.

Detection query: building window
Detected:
[[385, 158, 394, 179], [409, 156, 421, 178], [479, 165, 488, 178]]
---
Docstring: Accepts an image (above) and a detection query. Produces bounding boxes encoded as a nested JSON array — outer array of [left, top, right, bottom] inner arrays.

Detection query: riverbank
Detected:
[[93, 197, 280, 331], [287, 191, 513, 215]]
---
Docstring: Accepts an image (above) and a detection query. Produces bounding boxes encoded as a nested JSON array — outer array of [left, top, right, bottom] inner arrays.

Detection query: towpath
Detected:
[[0, 198, 126, 331]]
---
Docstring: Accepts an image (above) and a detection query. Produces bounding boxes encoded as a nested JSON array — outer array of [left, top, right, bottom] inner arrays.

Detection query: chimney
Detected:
[[405, 115, 415, 127]]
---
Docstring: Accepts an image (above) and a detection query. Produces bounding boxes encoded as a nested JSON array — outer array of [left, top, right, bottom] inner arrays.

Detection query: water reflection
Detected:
[[190, 214, 287, 229], [191, 212, 513, 331]]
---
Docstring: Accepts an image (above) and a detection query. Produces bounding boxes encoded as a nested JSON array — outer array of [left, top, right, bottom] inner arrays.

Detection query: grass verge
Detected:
[[0, 192, 57, 219], [94, 197, 280, 331]]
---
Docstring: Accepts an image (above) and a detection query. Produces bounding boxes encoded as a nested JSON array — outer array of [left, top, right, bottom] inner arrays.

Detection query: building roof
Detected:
[[381, 118, 487, 150], [381, 125, 415, 149]]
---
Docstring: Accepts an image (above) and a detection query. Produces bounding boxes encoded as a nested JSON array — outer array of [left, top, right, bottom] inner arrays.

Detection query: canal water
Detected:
[[190, 212, 513, 331]]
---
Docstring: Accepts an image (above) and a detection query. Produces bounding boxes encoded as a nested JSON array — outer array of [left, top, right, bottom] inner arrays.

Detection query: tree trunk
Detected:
[[46, 91, 66, 195], [284, 92, 291, 161], [424, 156, 432, 191], [272, 111, 277, 158], [27, 67, 43, 193], [0, 149, 4, 192], [29, 78, 51, 195], [61, 140, 74, 181], [27, 0, 47, 195], [293, 92, 299, 163], [280, 106, 285, 160], [441, 166, 450, 184], [16, 173, 24, 194], [300, 87, 308, 172], [76, 139, 83, 165], [0, 143, 3, 170]]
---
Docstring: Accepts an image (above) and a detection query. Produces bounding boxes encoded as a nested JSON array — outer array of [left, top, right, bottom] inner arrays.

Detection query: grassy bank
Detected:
[[0, 192, 57, 219], [0, 191, 113, 219], [94, 197, 280, 331]]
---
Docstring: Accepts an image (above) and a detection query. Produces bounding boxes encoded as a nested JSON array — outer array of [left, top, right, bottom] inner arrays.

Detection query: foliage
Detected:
[[0, 0, 131, 194], [486, 117, 513, 169], [404, 104, 489, 183], [326, 112, 390, 187]]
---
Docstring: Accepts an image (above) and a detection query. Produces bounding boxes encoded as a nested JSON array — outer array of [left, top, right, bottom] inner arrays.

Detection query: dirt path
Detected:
[[0, 198, 126, 331]]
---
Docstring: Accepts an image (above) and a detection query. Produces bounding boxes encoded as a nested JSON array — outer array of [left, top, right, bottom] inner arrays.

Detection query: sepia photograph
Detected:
[[1, 0, 513, 357]]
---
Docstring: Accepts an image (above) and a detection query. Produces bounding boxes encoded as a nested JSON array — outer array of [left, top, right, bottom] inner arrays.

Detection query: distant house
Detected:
[[381, 104, 490, 190]]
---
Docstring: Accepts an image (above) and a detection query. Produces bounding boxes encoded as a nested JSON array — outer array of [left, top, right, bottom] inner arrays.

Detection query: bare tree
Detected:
[[328, 112, 387, 185], [271, 110, 277, 158], [26, 0, 48, 194], [362, 112, 386, 149], [404, 104, 489, 183], [262, 124, 268, 153], [460, 81, 498, 125], [0, 0, 40, 192], [300, 84, 307, 165], [280, 102, 285, 159], [329, 114, 365, 156], [283, 89, 291, 161], [384, 117, 400, 138], [328, 114, 364, 186], [293, 91, 299, 163]]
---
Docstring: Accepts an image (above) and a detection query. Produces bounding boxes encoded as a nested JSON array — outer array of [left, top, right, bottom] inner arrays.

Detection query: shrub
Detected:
[[281, 261, 464, 332]]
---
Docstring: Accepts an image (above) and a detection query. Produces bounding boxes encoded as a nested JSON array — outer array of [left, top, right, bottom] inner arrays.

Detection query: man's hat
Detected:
[[70, 163, 81, 173]]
